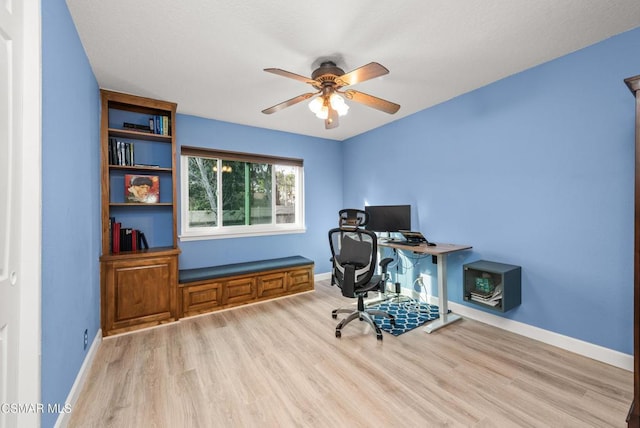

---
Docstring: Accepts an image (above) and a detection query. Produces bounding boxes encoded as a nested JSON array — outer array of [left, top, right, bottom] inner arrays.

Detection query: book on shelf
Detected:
[[469, 284, 503, 306], [110, 218, 148, 253], [149, 115, 170, 136], [112, 221, 121, 253], [108, 138, 135, 166], [123, 122, 152, 133], [108, 217, 115, 253], [140, 232, 149, 249]]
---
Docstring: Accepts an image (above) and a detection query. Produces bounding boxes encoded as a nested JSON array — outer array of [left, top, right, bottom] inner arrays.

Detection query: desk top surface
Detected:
[[379, 240, 472, 255]]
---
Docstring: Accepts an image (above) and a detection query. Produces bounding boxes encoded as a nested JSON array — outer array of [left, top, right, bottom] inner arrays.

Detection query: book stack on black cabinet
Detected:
[[109, 217, 149, 253]]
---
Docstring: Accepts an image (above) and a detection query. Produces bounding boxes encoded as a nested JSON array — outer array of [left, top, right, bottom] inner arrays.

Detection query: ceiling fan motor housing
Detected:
[[311, 61, 345, 85]]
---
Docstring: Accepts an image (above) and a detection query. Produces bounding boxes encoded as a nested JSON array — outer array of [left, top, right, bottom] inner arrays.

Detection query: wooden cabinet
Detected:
[[625, 74, 640, 427], [101, 252, 178, 335], [99, 90, 179, 336]]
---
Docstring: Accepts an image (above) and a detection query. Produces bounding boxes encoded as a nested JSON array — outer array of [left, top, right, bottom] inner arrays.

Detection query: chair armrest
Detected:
[[342, 264, 356, 297], [379, 257, 393, 273]]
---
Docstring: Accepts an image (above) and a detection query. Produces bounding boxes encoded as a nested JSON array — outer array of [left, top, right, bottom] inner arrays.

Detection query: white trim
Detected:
[[16, 1, 42, 427], [54, 329, 102, 428], [180, 226, 306, 241], [318, 271, 633, 371], [314, 272, 331, 281]]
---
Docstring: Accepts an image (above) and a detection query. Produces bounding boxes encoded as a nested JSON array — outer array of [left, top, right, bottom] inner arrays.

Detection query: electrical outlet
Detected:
[[83, 329, 88, 350]]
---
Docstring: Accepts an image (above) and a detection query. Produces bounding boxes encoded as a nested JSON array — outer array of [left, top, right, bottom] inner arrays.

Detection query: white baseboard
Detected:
[[314, 272, 331, 281], [445, 299, 633, 371], [55, 329, 102, 428], [317, 271, 633, 371]]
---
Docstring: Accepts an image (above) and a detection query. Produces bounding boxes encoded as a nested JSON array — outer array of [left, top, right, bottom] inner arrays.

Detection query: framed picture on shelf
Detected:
[[125, 174, 159, 203]]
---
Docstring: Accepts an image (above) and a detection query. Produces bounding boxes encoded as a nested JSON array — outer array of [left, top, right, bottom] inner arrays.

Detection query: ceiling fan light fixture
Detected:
[[315, 104, 329, 120], [308, 96, 324, 114], [330, 93, 349, 116]]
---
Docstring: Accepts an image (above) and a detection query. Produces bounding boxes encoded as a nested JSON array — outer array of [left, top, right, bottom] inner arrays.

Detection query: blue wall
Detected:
[[177, 115, 342, 273], [343, 28, 640, 354], [41, 1, 100, 427]]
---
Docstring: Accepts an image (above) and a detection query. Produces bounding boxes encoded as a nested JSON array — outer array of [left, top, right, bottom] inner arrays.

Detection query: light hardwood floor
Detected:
[[68, 280, 633, 427]]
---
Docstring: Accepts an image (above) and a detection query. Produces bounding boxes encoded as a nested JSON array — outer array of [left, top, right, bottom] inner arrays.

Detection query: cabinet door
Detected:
[[181, 281, 222, 317], [257, 271, 287, 298], [103, 255, 177, 335], [223, 276, 257, 305], [288, 267, 314, 293]]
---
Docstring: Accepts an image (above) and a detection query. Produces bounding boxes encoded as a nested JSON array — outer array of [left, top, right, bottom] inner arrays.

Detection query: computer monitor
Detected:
[[364, 204, 411, 233]]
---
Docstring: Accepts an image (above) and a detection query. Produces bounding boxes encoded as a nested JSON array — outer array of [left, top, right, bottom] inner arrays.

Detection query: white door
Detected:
[[0, 1, 41, 427]]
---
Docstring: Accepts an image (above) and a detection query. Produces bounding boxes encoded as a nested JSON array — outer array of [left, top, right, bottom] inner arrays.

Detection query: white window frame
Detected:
[[179, 148, 305, 241]]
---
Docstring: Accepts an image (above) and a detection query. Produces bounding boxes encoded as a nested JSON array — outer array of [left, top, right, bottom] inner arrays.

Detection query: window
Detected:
[[180, 146, 304, 239]]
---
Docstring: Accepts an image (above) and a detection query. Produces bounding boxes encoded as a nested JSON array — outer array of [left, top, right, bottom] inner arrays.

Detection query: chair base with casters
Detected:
[[331, 258, 395, 340], [332, 287, 395, 340]]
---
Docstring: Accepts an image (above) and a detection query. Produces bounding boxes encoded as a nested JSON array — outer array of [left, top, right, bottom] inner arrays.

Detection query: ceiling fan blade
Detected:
[[262, 93, 317, 114], [264, 68, 317, 85], [335, 62, 389, 87], [325, 106, 339, 129], [343, 89, 400, 114]]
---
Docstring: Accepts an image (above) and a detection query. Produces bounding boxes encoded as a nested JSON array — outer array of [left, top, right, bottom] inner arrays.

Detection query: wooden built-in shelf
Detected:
[[108, 127, 172, 142], [109, 165, 172, 172], [100, 246, 180, 262], [100, 89, 179, 337], [109, 202, 173, 207]]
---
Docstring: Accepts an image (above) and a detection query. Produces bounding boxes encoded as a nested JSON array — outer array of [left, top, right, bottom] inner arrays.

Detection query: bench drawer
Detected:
[[258, 271, 288, 298], [288, 267, 313, 293], [223, 276, 257, 305], [181, 281, 223, 317]]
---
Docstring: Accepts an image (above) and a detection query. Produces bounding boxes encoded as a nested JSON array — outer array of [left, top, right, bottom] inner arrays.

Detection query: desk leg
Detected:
[[424, 254, 462, 333]]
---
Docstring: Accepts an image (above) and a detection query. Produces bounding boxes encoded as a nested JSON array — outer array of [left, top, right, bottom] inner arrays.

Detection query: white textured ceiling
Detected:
[[66, 1, 640, 141]]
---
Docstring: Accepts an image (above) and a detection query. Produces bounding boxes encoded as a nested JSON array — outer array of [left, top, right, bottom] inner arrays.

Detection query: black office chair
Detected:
[[328, 226, 395, 340], [332, 209, 393, 293]]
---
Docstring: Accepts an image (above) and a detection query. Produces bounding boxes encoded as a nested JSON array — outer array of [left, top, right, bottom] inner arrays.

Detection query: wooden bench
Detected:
[[178, 256, 315, 318]]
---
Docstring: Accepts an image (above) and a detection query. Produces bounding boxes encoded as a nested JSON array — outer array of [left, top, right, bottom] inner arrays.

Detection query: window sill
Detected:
[[179, 227, 306, 241]]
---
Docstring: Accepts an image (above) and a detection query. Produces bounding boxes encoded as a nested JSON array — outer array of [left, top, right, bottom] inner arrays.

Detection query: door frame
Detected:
[[17, 0, 42, 425]]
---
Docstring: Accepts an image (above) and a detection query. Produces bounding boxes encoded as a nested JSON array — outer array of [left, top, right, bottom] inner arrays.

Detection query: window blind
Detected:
[[181, 146, 303, 167]]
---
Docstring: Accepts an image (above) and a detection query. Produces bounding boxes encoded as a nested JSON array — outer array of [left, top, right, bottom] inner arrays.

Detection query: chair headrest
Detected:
[[338, 209, 369, 228]]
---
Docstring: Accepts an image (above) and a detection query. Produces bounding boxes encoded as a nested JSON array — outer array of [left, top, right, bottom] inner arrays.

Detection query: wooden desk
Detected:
[[379, 241, 472, 333]]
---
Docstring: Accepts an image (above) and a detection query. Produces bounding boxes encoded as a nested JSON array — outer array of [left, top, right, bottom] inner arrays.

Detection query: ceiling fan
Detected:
[[261, 61, 400, 129]]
